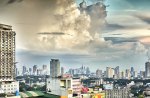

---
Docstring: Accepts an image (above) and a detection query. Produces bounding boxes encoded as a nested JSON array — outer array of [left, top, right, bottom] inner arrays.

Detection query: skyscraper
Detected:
[[0, 24, 19, 94], [115, 66, 119, 79], [86, 67, 90, 75], [33, 65, 37, 75], [130, 67, 134, 77], [16, 68, 18, 77], [120, 71, 125, 79], [0, 24, 16, 81], [50, 59, 60, 77], [106, 67, 114, 78], [29, 68, 32, 75], [125, 69, 131, 79], [61, 67, 64, 75], [145, 62, 150, 78], [140, 71, 145, 78], [96, 69, 102, 78], [43, 65, 47, 70], [22, 66, 27, 76], [43, 65, 47, 75]]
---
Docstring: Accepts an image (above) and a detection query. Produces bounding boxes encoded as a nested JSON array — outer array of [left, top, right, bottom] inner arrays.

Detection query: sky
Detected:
[[0, 0, 150, 73]]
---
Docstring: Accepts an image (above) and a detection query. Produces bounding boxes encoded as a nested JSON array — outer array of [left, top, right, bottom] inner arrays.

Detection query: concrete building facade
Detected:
[[0, 24, 19, 94], [0, 24, 16, 81], [33, 65, 37, 75], [96, 69, 102, 78], [106, 67, 114, 78], [50, 59, 60, 77], [46, 77, 81, 97], [105, 88, 129, 98], [145, 62, 150, 78]]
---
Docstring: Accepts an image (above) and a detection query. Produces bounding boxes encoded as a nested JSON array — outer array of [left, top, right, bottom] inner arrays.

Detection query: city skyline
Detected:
[[0, 0, 150, 72]]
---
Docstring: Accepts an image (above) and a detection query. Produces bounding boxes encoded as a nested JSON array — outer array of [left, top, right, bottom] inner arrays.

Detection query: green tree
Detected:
[[19, 82, 27, 92]]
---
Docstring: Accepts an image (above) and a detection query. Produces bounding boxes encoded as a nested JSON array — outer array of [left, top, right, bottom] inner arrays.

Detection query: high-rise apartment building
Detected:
[[61, 67, 64, 75], [130, 67, 134, 77], [120, 71, 125, 79], [43, 65, 47, 70], [86, 67, 90, 75], [125, 69, 131, 79], [0, 24, 19, 94], [96, 69, 102, 78], [145, 62, 150, 78], [42, 65, 47, 75], [134, 71, 138, 78], [22, 66, 27, 76], [106, 67, 114, 78], [115, 66, 119, 79], [50, 59, 60, 77], [140, 71, 145, 78], [37, 69, 42, 76], [29, 68, 32, 75], [33, 65, 37, 75], [0, 24, 16, 81]]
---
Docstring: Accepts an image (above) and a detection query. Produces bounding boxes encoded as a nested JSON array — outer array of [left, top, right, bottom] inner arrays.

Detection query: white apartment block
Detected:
[[46, 77, 81, 97], [0, 81, 19, 94]]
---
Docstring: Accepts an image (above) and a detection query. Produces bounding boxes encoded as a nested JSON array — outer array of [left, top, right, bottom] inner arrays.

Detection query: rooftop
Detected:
[[0, 24, 12, 30]]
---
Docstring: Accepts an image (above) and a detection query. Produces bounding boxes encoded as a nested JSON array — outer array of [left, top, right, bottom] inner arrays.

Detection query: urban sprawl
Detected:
[[0, 1, 150, 98], [1, 23, 150, 98]]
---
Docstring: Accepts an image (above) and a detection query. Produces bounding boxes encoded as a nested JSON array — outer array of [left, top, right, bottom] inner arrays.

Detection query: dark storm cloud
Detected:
[[37, 32, 65, 35], [7, 0, 23, 4], [111, 34, 122, 36], [104, 37, 137, 44], [105, 36, 150, 45], [37, 32, 73, 36]]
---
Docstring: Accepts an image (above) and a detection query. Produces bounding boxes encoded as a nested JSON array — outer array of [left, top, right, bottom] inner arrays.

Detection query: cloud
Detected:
[[0, 0, 149, 70], [37, 32, 66, 35], [135, 14, 150, 24], [132, 42, 147, 54], [7, 0, 23, 4], [104, 36, 150, 45], [103, 23, 125, 32], [138, 36, 150, 46], [104, 37, 137, 44], [0, 0, 109, 54]]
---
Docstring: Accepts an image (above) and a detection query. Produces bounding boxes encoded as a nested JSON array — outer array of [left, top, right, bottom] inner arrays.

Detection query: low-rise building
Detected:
[[46, 77, 81, 97], [105, 88, 129, 98], [0, 81, 19, 94]]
